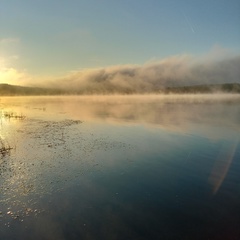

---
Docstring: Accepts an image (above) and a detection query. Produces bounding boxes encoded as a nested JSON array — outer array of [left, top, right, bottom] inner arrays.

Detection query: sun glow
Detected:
[[0, 55, 27, 85], [0, 66, 31, 85]]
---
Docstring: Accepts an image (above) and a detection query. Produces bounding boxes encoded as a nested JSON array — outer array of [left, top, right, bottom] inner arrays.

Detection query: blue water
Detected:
[[0, 96, 240, 239]]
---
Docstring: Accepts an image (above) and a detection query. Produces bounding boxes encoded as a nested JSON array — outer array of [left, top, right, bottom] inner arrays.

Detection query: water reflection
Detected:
[[0, 95, 239, 239], [1, 95, 240, 136]]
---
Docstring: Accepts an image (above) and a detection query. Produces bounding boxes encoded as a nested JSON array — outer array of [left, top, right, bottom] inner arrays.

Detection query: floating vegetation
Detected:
[[19, 118, 83, 149], [2, 111, 26, 120], [0, 111, 21, 156], [0, 138, 12, 157]]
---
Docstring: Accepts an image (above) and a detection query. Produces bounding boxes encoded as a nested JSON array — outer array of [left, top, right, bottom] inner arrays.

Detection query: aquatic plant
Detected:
[[0, 138, 12, 156], [3, 111, 26, 120]]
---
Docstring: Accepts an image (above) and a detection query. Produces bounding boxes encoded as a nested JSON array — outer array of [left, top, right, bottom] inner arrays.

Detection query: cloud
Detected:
[[40, 49, 240, 94], [0, 38, 19, 44]]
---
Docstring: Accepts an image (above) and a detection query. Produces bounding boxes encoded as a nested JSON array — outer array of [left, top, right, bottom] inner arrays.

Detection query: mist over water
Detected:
[[1, 94, 240, 133]]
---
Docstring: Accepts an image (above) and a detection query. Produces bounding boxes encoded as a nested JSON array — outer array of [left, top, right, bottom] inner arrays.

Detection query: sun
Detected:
[[0, 67, 17, 85], [0, 56, 23, 85], [0, 60, 30, 86]]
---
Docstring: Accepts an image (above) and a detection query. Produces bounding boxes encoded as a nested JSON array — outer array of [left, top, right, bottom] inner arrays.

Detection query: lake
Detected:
[[0, 95, 240, 240]]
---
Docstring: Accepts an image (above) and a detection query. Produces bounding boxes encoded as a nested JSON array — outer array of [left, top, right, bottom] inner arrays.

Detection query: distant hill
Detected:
[[162, 83, 240, 94], [0, 83, 240, 95], [0, 84, 64, 96]]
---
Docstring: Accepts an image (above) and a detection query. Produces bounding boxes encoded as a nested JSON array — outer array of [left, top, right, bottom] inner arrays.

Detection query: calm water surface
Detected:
[[0, 95, 240, 240]]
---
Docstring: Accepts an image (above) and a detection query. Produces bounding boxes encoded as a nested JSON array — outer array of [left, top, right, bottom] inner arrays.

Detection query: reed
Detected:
[[0, 138, 12, 156], [3, 112, 26, 120]]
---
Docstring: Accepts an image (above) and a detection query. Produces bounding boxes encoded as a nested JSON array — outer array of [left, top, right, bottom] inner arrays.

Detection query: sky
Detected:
[[0, 0, 240, 88]]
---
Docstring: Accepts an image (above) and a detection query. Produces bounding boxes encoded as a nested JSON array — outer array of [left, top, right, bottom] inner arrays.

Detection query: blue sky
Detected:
[[0, 0, 239, 85]]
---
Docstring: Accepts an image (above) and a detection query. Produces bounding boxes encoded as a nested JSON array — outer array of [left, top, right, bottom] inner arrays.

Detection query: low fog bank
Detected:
[[37, 53, 240, 94], [1, 95, 239, 140]]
